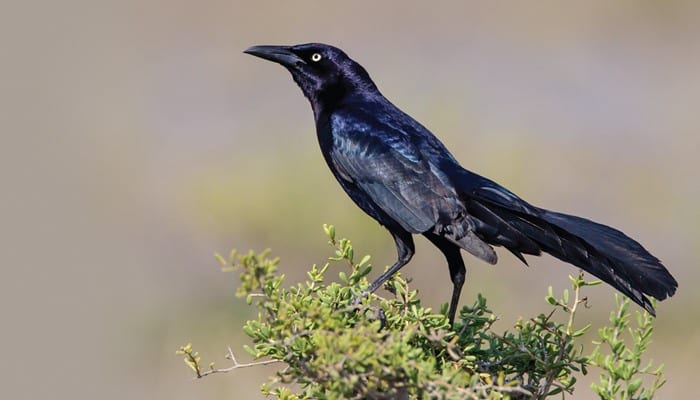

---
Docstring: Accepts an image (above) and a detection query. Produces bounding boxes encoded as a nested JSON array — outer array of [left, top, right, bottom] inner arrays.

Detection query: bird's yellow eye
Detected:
[[311, 53, 322, 62]]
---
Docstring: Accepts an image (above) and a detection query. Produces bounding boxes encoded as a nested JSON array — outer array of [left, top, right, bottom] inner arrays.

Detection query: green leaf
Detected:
[[358, 254, 371, 267]]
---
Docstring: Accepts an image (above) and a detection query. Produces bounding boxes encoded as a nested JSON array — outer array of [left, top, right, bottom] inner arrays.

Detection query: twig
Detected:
[[196, 346, 281, 379]]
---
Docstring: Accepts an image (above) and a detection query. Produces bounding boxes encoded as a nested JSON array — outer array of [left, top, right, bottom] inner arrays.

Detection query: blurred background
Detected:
[[2, 1, 699, 398]]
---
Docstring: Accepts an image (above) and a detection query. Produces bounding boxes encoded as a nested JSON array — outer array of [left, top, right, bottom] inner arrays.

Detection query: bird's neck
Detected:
[[314, 111, 333, 150], [310, 87, 382, 124], [308, 90, 344, 121]]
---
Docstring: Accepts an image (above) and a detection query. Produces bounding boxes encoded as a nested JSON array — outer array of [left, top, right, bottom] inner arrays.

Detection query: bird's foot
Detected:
[[351, 289, 371, 306], [350, 290, 387, 330]]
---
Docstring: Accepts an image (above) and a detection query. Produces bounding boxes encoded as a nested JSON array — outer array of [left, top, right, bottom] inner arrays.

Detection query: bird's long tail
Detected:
[[458, 175, 678, 315], [530, 209, 676, 315]]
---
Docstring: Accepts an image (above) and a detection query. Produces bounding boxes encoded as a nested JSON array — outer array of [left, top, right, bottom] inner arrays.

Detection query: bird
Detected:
[[244, 43, 677, 324]]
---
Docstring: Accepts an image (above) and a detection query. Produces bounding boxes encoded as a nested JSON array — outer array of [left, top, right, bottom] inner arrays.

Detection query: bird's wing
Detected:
[[328, 115, 456, 234], [327, 111, 500, 263]]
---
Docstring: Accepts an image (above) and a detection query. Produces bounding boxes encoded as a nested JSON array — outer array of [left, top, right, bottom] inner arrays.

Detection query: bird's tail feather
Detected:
[[461, 180, 678, 315], [536, 210, 677, 308]]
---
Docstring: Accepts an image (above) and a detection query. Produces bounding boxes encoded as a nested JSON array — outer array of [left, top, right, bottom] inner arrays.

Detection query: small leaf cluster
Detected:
[[179, 225, 668, 400], [588, 296, 666, 400], [176, 342, 208, 378]]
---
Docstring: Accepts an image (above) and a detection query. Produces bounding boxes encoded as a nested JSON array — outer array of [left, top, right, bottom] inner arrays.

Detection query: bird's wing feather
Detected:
[[328, 113, 457, 233]]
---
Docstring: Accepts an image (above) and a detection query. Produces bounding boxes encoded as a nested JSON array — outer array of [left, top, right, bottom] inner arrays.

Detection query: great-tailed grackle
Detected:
[[244, 43, 677, 324]]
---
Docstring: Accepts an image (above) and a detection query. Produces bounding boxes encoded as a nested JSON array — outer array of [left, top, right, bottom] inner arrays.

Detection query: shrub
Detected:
[[178, 225, 666, 399]]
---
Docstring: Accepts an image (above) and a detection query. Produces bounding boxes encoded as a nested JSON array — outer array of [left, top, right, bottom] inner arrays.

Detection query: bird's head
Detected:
[[244, 43, 379, 115]]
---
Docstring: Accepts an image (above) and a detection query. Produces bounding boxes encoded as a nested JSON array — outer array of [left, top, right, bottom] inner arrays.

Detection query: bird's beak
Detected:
[[244, 45, 305, 68]]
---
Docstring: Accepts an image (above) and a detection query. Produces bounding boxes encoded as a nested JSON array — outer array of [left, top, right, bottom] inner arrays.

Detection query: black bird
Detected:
[[244, 43, 677, 324]]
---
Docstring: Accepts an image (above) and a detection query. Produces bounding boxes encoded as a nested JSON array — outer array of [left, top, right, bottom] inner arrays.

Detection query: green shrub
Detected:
[[178, 225, 666, 399]]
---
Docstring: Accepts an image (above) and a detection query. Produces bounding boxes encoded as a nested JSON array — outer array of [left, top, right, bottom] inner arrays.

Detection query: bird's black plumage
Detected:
[[244, 43, 678, 324]]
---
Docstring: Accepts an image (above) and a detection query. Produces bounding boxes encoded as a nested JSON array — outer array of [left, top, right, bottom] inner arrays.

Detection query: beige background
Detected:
[[2, 1, 699, 398]]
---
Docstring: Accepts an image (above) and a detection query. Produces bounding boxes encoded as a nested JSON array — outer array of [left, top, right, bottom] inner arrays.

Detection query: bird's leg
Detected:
[[424, 233, 466, 326], [366, 230, 415, 294], [446, 256, 466, 325], [351, 231, 414, 327]]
